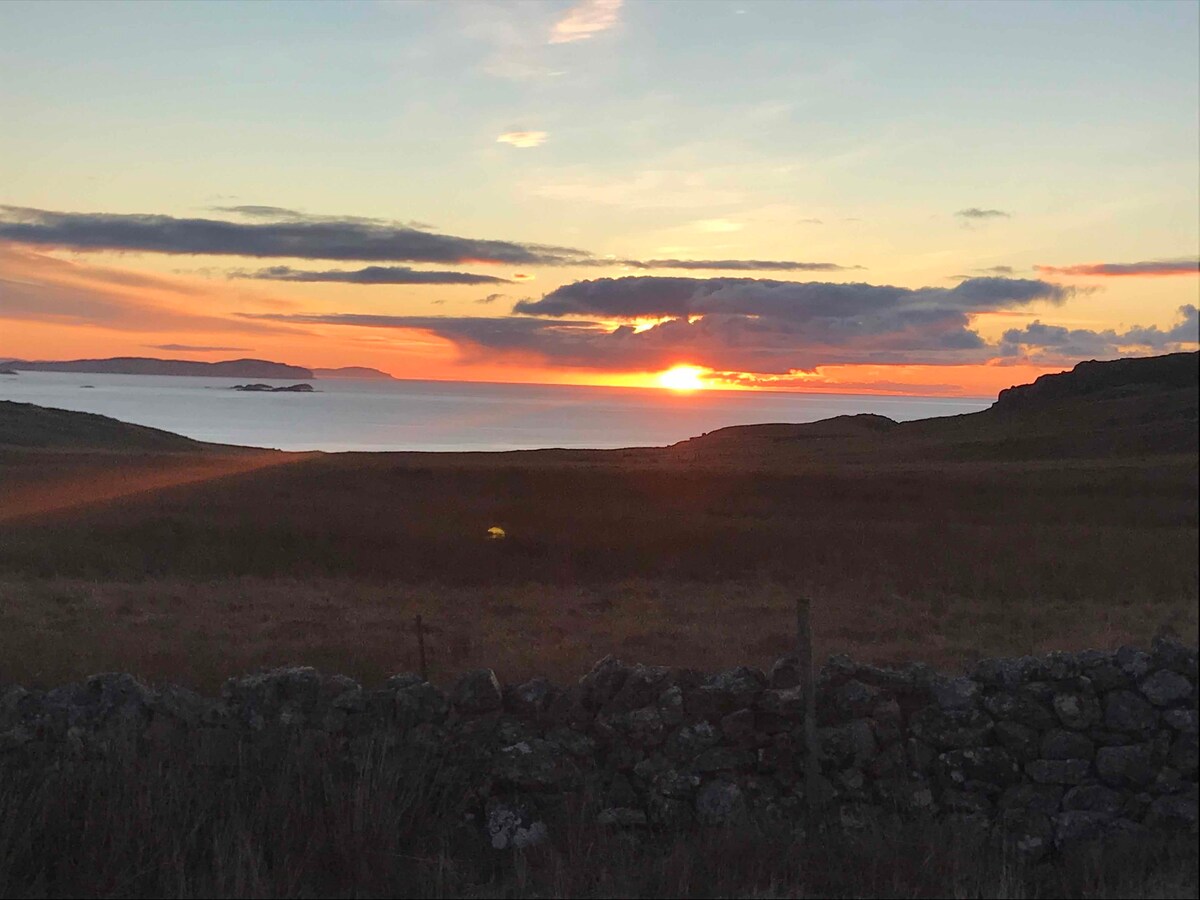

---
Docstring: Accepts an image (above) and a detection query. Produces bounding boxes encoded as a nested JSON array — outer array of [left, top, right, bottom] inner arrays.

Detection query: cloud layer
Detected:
[[1000, 304, 1199, 360], [243, 275, 1089, 373], [0, 205, 588, 266], [0, 206, 857, 275], [236, 265, 511, 285], [1035, 259, 1200, 277]]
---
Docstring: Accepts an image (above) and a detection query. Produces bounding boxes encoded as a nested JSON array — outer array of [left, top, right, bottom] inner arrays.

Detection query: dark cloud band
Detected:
[[0, 205, 588, 266], [240, 275, 1086, 373], [236, 265, 511, 285]]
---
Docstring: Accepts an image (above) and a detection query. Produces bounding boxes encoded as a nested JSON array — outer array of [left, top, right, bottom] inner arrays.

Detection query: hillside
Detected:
[[6, 357, 313, 379], [0, 400, 212, 451], [678, 351, 1199, 464], [312, 366, 394, 379]]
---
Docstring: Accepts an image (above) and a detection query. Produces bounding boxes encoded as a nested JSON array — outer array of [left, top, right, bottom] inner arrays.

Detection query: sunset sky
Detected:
[[1, 0, 1197, 396]]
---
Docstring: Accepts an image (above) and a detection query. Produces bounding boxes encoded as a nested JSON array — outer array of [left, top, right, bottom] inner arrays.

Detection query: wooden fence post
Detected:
[[796, 596, 819, 808], [415, 614, 428, 682]]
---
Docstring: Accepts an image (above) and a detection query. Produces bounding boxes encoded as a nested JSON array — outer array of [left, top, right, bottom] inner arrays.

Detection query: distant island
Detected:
[[231, 383, 315, 393], [1, 357, 393, 380], [312, 367, 394, 380]]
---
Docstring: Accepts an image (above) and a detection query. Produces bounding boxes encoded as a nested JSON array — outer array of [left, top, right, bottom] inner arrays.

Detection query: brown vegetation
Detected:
[[2, 740, 1196, 899]]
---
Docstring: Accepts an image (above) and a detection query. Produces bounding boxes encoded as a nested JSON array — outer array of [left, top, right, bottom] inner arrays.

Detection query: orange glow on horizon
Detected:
[[656, 365, 708, 392]]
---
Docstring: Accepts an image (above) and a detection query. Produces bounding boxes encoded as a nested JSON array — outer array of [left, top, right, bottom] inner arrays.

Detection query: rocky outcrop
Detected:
[[230, 383, 314, 392], [2, 640, 1195, 855]]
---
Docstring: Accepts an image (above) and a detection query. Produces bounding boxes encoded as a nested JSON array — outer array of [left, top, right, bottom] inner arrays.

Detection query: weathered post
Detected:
[[796, 596, 820, 808], [415, 614, 428, 681]]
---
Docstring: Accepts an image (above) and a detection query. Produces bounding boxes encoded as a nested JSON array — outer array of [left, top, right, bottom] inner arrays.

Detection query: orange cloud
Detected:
[[548, 0, 622, 44], [1036, 259, 1199, 277], [497, 131, 548, 148]]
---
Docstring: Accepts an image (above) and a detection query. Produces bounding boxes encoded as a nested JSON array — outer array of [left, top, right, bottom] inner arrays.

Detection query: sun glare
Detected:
[[657, 365, 707, 392]]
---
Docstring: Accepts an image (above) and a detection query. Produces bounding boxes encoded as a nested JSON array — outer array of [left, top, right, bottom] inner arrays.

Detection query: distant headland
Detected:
[[0, 357, 394, 380]]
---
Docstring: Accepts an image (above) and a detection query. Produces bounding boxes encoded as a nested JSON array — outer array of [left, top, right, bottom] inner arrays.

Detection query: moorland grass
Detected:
[[0, 450, 1195, 690], [0, 738, 1195, 899]]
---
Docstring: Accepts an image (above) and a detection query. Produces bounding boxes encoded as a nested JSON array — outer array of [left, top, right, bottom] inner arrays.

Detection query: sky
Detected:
[[1, 0, 1197, 396]]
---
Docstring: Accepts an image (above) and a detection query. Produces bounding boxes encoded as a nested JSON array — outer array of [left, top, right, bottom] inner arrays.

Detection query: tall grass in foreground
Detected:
[[1, 743, 1195, 899]]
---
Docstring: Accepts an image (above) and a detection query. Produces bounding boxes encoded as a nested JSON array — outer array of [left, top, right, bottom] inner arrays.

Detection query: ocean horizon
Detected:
[[0, 371, 991, 452]]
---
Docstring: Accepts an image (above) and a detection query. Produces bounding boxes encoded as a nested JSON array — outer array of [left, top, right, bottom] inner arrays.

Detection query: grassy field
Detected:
[[0, 363, 1197, 899], [1, 445, 1195, 691]]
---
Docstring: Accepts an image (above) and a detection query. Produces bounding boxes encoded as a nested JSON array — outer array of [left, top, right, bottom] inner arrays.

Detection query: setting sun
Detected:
[[656, 365, 707, 392]]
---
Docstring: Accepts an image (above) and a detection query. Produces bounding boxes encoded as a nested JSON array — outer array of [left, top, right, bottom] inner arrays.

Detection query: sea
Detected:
[[0, 371, 991, 452]]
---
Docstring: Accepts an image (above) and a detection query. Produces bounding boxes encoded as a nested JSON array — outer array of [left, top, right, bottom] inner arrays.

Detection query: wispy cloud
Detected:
[[548, 0, 622, 44], [616, 259, 857, 272], [1035, 259, 1199, 277], [146, 344, 254, 352], [234, 265, 511, 285], [0, 244, 299, 336], [476, 293, 507, 305], [497, 131, 548, 148], [955, 208, 1011, 219]]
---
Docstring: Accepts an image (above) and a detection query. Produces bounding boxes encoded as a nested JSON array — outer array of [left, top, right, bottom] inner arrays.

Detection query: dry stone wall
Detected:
[[2, 639, 1196, 854]]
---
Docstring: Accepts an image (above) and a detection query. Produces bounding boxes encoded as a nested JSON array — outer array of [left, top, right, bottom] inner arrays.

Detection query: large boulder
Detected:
[[453, 669, 503, 715], [1139, 670, 1193, 708], [579, 657, 630, 710]]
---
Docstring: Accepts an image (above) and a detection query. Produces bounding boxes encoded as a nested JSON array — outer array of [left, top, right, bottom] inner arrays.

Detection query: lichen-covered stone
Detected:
[[994, 720, 1040, 761], [932, 677, 979, 712], [1139, 670, 1193, 708], [1096, 743, 1156, 787], [1041, 729, 1095, 761], [1104, 691, 1158, 733], [998, 783, 1063, 816], [493, 738, 577, 791], [908, 707, 993, 750], [579, 656, 629, 709], [1054, 810, 1109, 845], [935, 747, 1021, 790], [1145, 794, 1198, 831], [394, 681, 449, 727], [830, 679, 881, 720], [452, 669, 503, 715], [983, 691, 1056, 731], [768, 656, 801, 689], [505, 677, 556, 718], [486, 800, 548, 849], [720, 708, 756, 742], [1062, 784, 1123, 817], [819, 720, 877, 767], [5, 646, 1195, 844], [695, 780, 745, 824], [1026, 759, 1091, 785], [1052, 691, 1101, 730], [1116, 646, 1153, 679]]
